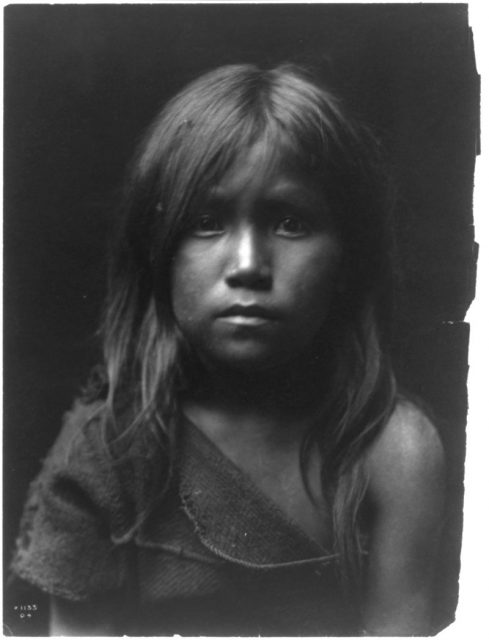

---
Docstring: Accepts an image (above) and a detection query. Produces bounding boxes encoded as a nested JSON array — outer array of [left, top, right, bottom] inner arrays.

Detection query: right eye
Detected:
[[275, 215, 309, 237], [189, 213, 224, 237]]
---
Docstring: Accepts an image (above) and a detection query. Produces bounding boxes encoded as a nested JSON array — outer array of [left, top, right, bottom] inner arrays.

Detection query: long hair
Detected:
[[98, 63, 397, 589]]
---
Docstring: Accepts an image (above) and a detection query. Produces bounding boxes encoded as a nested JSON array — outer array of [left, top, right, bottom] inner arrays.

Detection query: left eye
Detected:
[[275, 216, 308, 236], [189, 213, 224, 237]]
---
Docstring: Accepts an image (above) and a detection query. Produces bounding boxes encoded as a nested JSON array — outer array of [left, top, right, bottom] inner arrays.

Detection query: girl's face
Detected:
[[171, 141, 343, 373]]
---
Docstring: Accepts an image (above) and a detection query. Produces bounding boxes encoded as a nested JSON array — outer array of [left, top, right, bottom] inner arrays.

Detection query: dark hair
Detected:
[[98, 63, 397, 589]]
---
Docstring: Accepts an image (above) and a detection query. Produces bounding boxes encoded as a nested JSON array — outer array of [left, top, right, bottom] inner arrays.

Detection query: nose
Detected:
[[225, 225, 272, 290]]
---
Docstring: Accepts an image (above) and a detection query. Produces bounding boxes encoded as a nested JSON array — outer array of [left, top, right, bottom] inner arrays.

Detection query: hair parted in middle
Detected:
[[98, 63, 397, 589]]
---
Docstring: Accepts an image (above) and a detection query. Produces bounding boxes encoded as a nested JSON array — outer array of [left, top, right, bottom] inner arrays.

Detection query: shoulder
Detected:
[[38, 398, 143, 537], [41, 398, 120, 498], [46, 397, 167, 531], [41, 398, 117, 487], [364, 399, 446, 515], [11, 399, 134, 600], [361, 402, 447, 634], [49, 397, 142, 472], [49, 398, 107, 461]]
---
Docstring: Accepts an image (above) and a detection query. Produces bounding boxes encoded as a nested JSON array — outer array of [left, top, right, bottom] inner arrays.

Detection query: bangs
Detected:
[[141, 65, 334, 236], [182, 111, 284, 213], [188, 122, 314, 209], [158, 105, 303, 232], [135, 63, 374, 279]]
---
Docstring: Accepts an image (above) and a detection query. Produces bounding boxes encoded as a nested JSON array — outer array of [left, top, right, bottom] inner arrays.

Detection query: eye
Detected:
[[275, 216, 309, 237], [190, 213, 224, 237]]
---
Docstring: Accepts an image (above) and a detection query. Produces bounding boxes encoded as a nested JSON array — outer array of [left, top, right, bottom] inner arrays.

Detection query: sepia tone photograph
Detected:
[[3, 3, 479, 636]]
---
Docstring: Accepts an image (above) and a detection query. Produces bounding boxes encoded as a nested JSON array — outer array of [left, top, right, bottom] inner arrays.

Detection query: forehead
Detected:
[[208, 139, 324, 204]]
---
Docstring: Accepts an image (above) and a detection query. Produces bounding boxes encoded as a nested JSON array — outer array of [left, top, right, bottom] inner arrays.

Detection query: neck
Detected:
[[181, 349, 332, 447]]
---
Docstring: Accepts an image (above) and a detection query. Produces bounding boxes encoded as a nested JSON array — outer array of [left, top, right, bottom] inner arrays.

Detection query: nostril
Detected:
[[225, 268, 272, 290]]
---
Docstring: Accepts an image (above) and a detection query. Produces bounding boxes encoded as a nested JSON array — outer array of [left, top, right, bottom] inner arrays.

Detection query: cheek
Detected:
[[172, 279, 198, 328], [171, 254, 195, 322], [171, 247, 216, 326], [292, 243, 343, 315]]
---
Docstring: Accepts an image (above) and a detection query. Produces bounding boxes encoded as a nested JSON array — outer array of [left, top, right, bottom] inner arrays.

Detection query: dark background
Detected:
[[4, 3, 478, 635]]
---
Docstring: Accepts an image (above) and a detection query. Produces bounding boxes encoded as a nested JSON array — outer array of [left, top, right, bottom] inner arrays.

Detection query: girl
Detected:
[[11, 64, 445, 636]]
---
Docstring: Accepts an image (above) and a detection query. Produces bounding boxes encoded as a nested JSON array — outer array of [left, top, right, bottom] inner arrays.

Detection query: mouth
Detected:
[[217, 304, 278, 326]]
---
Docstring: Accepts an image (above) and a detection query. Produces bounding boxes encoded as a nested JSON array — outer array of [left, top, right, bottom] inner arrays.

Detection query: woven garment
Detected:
[[11, 401, 360, 635]]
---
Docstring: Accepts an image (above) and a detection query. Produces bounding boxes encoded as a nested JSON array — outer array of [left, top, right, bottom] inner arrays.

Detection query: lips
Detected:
[[217, 304, 279, 327], [218, 304, 278, 321]]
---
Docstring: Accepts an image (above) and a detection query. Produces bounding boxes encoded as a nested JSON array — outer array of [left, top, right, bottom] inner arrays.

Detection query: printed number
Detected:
[[13, 604, 38, 619]]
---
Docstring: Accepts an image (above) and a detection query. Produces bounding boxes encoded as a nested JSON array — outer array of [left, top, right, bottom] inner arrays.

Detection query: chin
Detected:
[[202, 345, 297, 375]]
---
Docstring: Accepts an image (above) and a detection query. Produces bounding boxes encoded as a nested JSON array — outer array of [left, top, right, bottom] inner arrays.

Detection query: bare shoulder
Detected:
[[365, 399, 446, 510], [361, 402, 447, 635]]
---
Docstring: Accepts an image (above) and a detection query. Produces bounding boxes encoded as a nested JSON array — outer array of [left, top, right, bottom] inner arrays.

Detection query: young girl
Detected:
[[11, 64, 445, 636]]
